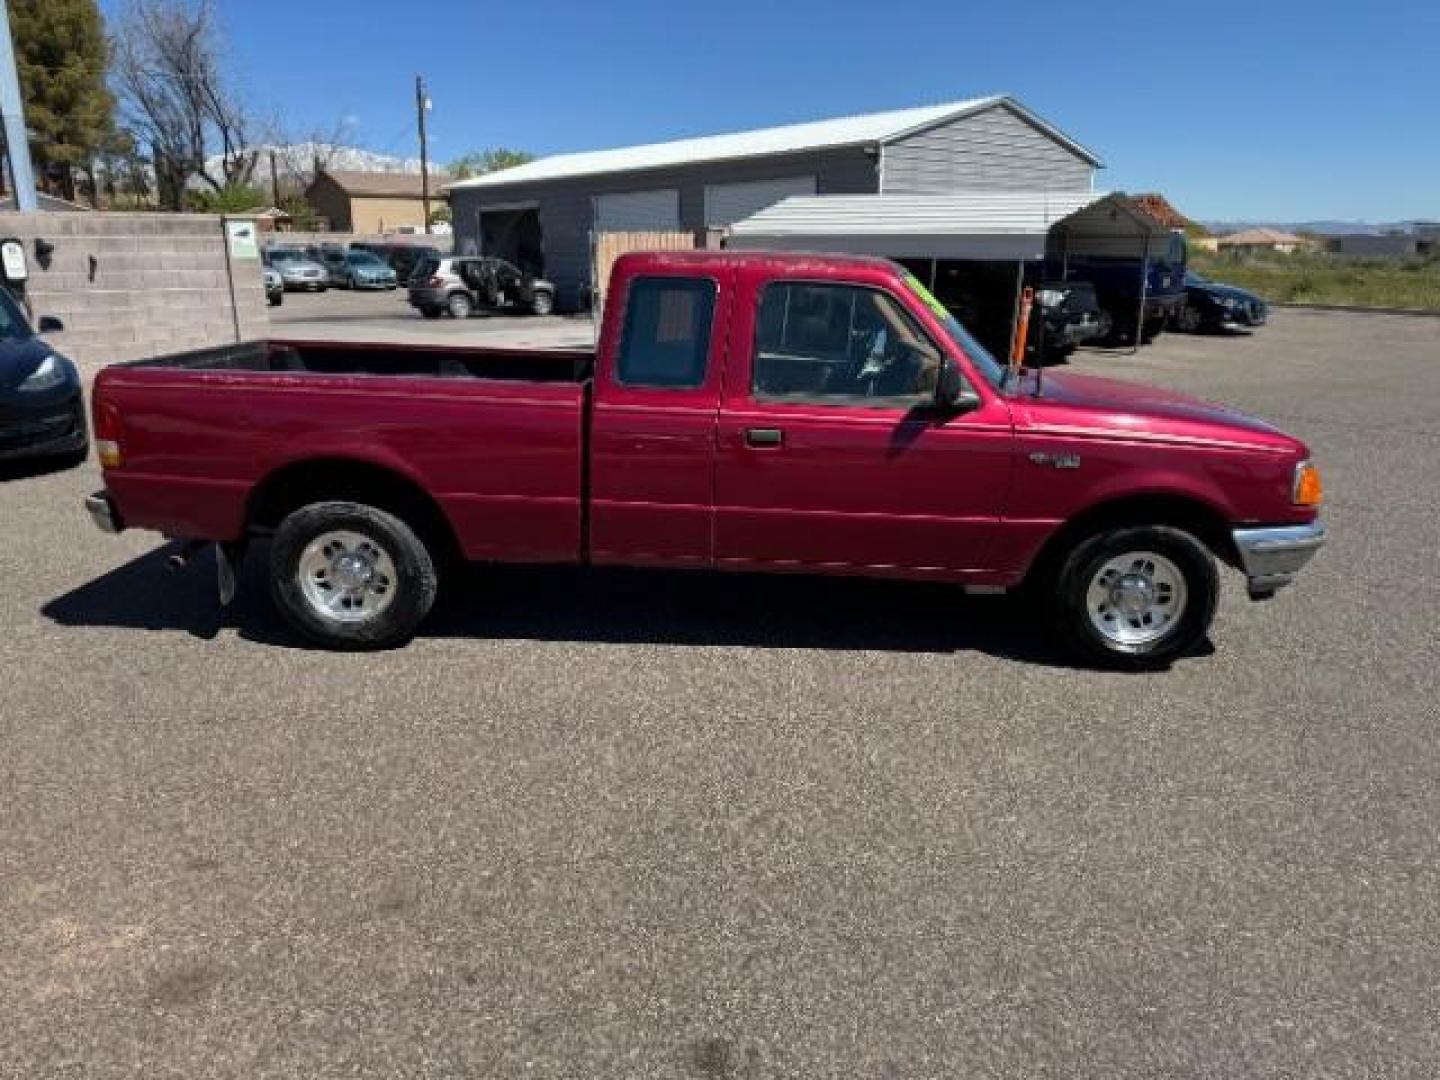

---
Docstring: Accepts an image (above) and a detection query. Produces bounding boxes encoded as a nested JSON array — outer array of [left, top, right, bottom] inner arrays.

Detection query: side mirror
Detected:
[[935, 357, 981, 412], [38, 315, 64, 333]]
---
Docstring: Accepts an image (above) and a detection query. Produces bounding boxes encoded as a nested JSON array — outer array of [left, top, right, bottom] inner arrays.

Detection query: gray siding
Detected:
[[880, 102, 1094, 194], [450, 148, 878, 308]]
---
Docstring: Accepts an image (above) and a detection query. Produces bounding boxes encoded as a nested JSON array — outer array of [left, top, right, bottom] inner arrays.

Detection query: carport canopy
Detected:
[[726, 191, 1166, 262]]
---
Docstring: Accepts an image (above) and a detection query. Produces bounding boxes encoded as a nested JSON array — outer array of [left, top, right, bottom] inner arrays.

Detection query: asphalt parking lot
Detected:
[[3, 306, 1438, 1076], [267, 285, 594, 349]]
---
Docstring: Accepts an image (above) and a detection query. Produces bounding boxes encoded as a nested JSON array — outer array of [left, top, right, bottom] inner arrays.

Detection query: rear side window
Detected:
[[615, 277, 716, 388]]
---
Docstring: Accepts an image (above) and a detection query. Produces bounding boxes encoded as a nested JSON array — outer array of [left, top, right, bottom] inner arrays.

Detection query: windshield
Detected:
[[900, 272, 1006, 389], [348, 252, 385, 267], [267, 249, 302, 264], [1186, 271, 1208, 285], [0, 286, 33, 341]]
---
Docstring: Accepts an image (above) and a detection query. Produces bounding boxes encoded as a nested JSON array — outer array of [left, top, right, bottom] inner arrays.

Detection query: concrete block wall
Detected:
[[0, 211, 269, 375]]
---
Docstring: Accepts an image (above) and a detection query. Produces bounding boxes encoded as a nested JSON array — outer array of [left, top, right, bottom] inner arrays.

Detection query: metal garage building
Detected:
[[446, 95, 1102, 308]]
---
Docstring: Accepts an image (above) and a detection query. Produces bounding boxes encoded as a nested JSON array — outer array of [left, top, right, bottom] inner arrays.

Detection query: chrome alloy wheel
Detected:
[[1085, 550, 1188, 647], [297, 530, 398, 624]]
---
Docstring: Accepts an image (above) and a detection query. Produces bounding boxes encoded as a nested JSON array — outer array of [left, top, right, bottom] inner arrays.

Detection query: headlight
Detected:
[[1035, 289, 1065, 306], [19, 354, 67, 392], [1292, 460, 1323, 507]]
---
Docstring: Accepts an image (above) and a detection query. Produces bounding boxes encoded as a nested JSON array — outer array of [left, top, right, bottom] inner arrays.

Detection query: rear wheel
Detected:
[[269, 501, 438, 650], [1176, 302, 1203, 333], [420, 306, 442, 319], [1049, 524, 1218, 668], [447, 292, 473, 319], [530, 290, 554, 316]]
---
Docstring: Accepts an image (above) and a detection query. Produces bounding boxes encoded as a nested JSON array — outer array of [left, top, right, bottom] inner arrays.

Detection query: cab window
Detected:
[[752, 282, 941, 408], [615, 277, 716, 389]]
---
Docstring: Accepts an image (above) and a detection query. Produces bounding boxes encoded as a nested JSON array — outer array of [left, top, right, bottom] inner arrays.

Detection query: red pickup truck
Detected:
[[84, 250, 1324, 667]]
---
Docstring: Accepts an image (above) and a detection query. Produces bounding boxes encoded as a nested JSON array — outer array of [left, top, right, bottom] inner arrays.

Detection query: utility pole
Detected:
[[269, 150, 281, 208], [416, 75, 432, 235], [0, 0, 37, 211]]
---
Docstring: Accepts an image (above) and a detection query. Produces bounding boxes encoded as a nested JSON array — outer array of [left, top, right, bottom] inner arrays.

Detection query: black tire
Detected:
[[268, 293, 282, 307], [530, 290, 554, 316], [1176, 303, 1203, 334], [1049, 524, 1218, 669], [447, 292, 473, 319], [1141, 316, 1166, 344], [269, 501, 438, 650], [420, 306, 442, 319]]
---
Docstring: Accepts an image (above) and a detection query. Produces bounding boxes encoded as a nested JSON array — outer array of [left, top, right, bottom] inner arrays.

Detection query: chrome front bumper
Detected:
[[1232, 520, 1325, 599]]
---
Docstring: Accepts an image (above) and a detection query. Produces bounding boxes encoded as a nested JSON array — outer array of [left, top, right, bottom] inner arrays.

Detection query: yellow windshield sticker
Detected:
[[903, 272, 953, 323]]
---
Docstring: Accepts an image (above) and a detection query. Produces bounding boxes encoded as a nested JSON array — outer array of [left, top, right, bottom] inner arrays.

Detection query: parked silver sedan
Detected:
[[264, 249, 328, 292]]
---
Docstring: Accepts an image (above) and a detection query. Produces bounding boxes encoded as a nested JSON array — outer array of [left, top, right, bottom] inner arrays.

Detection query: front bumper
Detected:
[[85, 489, 123, 534], [282, 276, 326, 291], [1232, 520, 1325, 599], [0, 396, 87, 461]]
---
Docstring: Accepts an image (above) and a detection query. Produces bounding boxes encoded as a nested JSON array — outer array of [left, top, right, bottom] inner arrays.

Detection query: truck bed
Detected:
[[95, 339, 593, 561], [120, 338, 593, 382]]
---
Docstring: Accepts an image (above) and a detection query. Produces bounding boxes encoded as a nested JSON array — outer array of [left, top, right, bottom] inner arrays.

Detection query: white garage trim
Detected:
[[593, 189, 680, 232], [477, 199, 540, 212], [704, 175, 816, 228]]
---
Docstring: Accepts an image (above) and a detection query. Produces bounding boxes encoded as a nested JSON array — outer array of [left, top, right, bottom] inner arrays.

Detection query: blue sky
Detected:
[[105, 0, 1437, 222]]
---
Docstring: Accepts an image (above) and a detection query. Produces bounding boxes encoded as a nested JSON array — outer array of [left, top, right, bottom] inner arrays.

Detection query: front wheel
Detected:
[[530, 290, 554, 316], [1050, 524, 1218, 668], [447, 292, 473, 319], [269, 501, 438, 649], [1176, 303, 1203, 334]]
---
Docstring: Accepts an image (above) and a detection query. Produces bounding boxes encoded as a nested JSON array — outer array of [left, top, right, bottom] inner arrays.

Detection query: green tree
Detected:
[[9, 0, 117, 202], [447, 148, 535, 180], [186, 182, 268, 213]]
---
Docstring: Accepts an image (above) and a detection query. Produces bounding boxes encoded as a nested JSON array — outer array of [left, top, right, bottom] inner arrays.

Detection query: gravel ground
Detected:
[[1, 308, 1437, 1077]]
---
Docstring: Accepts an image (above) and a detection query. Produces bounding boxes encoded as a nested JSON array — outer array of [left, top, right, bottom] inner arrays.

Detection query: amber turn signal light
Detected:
[[96, 439, 122, 468], [1292, 461, 1323, 507]]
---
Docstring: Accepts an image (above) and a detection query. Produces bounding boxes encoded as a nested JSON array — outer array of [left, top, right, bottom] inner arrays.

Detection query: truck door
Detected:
[[713, 275, 1012, 578], [588, 265, 730, 566]]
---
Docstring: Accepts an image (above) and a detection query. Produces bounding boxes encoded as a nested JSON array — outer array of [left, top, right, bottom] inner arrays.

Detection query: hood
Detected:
[[0, 335, 58, 391], [1191, 280, 1262, 304], [1015, 369, 1298, 450]]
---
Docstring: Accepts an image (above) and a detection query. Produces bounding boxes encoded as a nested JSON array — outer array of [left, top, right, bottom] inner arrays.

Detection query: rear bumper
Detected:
[[408, 287, 453, 307], [1232, 520, 1325, 598], [85, 489, 123, 534]]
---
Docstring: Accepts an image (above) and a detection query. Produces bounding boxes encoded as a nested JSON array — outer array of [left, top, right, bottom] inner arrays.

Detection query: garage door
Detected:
[[594, 189, 680, 232], [704, 176, 817, 228]]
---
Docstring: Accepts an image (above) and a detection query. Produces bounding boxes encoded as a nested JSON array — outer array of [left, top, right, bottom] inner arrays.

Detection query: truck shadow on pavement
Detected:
[[42, 541, 1204, 669]]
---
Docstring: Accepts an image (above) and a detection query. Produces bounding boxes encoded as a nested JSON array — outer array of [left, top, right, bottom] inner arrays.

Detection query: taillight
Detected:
[[93, 393, 123, 468], [427, 276, 443, 287]]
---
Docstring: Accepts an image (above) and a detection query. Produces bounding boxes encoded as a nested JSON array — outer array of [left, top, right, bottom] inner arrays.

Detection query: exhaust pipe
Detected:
[[166, 540, 206, 573]]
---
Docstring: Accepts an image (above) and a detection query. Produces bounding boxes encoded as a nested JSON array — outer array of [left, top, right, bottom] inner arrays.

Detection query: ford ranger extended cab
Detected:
[[84, 251, 1324, 667]]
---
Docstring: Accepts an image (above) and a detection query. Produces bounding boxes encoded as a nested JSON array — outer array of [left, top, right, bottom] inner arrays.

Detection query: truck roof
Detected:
[[613, 248, 902, 275]]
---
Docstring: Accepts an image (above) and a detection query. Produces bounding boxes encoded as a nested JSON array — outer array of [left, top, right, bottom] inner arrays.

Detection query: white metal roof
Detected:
[[448, 96, 1101, 190], [729, 191, 1110, 236], [726, 192, 1160, 261]]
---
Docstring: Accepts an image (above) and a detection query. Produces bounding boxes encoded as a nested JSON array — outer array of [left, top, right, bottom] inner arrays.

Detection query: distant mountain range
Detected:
[[195, 143, 442, 192], [1202, 219, 1433, 236]]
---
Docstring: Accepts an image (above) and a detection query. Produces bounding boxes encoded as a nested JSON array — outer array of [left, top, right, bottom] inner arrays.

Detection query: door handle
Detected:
[[744, 427, 784, 448]]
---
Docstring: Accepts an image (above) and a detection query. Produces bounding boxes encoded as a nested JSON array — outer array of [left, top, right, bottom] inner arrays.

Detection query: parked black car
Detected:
[[0, 290, 86, 466], [1028, 281, 1109, 359], [1172, 271, 1268, 333]]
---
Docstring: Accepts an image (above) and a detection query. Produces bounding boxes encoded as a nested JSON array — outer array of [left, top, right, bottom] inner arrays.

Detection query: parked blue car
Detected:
[[0, 289, 86, 466]]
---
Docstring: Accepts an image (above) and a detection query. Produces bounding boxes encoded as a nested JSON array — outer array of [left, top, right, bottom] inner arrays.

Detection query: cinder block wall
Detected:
[[0, 211, 269, 374]]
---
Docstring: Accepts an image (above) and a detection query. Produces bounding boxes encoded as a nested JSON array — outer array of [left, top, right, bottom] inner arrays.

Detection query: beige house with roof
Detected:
[[1216, 227, 1317, 254], [304, 168, 448, 233]]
